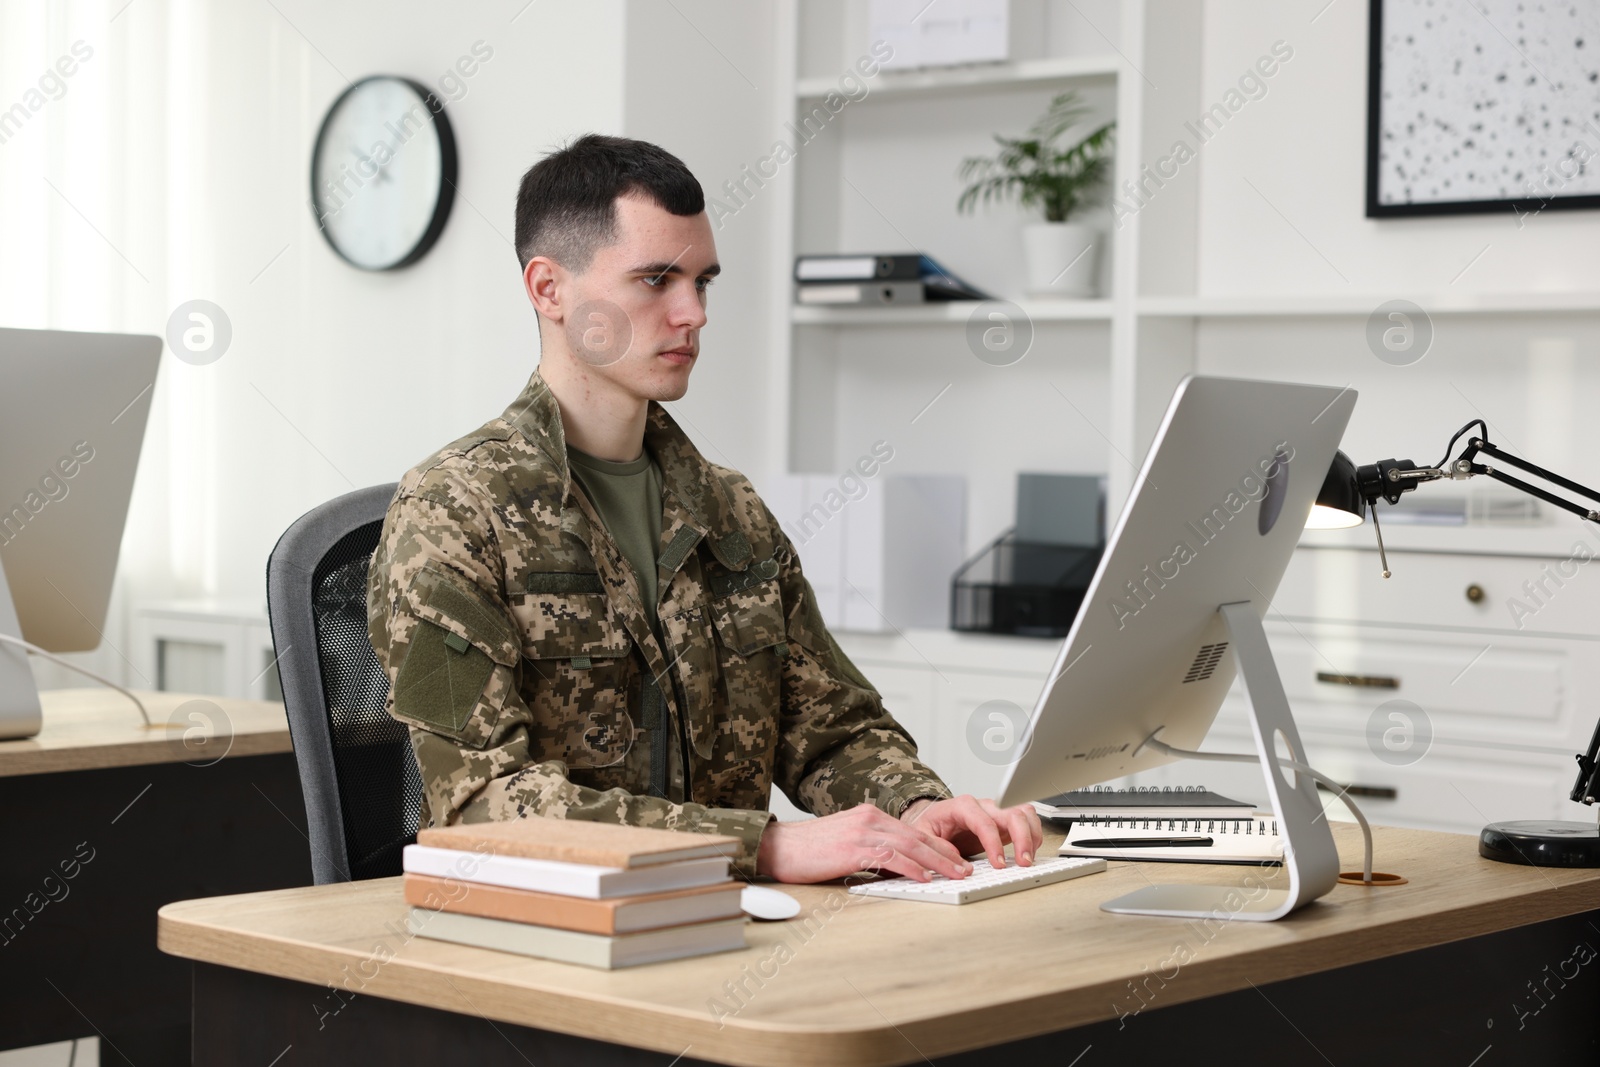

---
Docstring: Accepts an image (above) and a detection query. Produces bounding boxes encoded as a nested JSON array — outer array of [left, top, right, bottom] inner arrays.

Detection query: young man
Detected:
[[367, 134, 1042, 882]]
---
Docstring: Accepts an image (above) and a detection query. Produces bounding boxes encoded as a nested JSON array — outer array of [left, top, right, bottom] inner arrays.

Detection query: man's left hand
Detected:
[[899, 795, 1044, 870]]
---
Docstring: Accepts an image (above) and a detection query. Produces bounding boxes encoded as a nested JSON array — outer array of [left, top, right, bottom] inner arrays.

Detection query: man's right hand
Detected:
[[754, 804, 974, 884]]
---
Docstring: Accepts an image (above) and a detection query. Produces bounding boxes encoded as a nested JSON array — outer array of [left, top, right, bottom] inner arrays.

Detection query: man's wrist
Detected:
[[898, 796, 941, 823]]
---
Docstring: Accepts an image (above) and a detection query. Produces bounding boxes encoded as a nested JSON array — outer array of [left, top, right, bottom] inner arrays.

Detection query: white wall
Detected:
[[3, 0, 787, 688], [1185, 2, 1600, 496], [623, 0, 786, 482], [1192, 1, 1600, 296]]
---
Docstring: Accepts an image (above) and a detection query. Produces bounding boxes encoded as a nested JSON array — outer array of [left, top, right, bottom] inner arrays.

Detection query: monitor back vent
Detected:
[[1182, 642, 1228, 683]]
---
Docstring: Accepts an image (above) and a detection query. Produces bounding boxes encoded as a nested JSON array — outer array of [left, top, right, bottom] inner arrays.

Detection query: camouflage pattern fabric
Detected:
[[367, 369, 952, 876]]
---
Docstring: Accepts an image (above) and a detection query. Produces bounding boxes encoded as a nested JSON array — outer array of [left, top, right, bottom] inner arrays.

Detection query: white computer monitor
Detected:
[[0, 327, 161, 739], [997, 374, 1357, 920]]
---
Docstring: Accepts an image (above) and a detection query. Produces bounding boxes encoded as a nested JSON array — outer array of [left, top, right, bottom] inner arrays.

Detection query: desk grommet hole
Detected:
[[1338, 871, 1408, 887]]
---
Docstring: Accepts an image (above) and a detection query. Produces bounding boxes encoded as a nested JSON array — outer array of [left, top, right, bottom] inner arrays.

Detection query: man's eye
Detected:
[[640, 275, 715, 290]]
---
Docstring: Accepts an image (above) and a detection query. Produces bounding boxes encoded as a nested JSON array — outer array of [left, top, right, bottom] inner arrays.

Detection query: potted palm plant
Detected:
[[957, 92, 1116, 298]]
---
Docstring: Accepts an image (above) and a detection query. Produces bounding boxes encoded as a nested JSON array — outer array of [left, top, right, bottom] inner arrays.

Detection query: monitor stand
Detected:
[[0, 560, 43, 740], [1099, 601, 1340, 921]]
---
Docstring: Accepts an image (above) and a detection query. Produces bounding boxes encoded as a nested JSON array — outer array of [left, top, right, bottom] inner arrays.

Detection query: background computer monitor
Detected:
[[998, 375, 1357, 807], [0, 327, 161, 737]]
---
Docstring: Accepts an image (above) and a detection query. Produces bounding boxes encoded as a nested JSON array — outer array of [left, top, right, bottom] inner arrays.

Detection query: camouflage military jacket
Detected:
[[367, 369, 952, 875]]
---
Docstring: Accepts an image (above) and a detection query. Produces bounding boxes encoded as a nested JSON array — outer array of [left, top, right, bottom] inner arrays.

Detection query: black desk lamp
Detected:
[[1314, 421, 1600, 868]]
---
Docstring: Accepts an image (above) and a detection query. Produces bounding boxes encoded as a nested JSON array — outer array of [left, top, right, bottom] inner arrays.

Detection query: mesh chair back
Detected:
[[266, 483, 421, 883]]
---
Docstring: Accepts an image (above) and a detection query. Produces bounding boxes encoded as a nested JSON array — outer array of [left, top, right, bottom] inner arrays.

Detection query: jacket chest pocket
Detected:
[[514, 584, 635, 769], [705, 575, 788, 764]]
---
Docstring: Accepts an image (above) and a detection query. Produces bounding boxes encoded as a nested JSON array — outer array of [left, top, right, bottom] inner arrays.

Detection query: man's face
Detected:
[[552, 193, 718, 403]]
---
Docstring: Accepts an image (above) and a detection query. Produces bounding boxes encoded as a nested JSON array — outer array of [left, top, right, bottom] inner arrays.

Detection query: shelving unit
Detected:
[[794, 53, 1119, 99], [1138, 293, 1600, 317], [765, 1, 1600, 831], [770, 0, 1141, 558], [790, 298, 1113, 325]]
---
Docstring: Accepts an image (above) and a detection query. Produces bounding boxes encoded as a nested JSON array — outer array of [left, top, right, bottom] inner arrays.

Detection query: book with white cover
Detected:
[[406, 908, 746, 970], [402, 845, 730, 899]]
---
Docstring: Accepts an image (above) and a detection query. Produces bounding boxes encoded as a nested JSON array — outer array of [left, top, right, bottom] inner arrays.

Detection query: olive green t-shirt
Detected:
[[566, 445, 665, 637], [567, 445, 678, 797]]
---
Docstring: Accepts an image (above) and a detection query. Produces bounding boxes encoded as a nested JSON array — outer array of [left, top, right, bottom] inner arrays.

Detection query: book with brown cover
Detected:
[[404, 874, 745, 935], [416, 817, 742, 869]]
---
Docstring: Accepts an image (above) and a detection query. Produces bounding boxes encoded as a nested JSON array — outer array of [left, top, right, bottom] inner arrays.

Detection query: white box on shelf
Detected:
[[784, 475, 848, 629], [869, 0, 1010, 71], [841, 477, 966, 632], [768, 474, 966, 634]]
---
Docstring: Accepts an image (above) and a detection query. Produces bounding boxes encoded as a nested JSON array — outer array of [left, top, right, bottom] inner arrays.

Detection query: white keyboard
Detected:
[[846, 855, 1107, 905]]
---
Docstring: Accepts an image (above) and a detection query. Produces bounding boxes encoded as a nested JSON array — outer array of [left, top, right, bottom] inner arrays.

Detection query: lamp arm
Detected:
[[1352, 426, 1600, 809], [1458, 438, 1600, 523], [1574, 715, 1600, 808]]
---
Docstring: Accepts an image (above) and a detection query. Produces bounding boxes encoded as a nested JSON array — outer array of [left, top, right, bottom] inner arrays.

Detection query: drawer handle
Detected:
[[1316, 782, 1398, 800], [1315, 671, 1399, 689], [1465, 583, 1485, 604]]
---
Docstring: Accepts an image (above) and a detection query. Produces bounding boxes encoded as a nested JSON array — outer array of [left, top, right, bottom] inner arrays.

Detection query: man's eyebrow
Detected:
[[633, 261, 721, 278]]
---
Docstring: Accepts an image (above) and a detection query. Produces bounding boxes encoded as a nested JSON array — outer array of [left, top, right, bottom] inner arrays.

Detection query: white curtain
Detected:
[[1, 0, 228, 687]]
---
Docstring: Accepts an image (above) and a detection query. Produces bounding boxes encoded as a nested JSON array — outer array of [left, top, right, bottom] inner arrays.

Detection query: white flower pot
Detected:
[[1022, 222, 1100, 298]]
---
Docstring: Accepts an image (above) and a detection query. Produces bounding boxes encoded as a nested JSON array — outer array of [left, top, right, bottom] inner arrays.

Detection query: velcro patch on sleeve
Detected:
[[394, 618, 497, 737], [408, 563, 519, 666]]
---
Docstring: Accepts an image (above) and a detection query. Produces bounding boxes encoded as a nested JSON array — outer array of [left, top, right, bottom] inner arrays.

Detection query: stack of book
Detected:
[[1037, 786, 1285, 866], [402, 819, 747, 969]]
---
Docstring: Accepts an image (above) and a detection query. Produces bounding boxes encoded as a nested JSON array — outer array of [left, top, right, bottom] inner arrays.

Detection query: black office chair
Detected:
[[266, 482, 421, 884]]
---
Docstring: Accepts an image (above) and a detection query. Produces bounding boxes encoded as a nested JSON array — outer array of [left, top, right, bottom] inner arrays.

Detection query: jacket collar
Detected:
[[502, 368, 752, 571]]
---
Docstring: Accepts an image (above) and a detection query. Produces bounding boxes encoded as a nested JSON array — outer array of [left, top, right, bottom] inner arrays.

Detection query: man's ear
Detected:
[[523, 256, 566, 323]]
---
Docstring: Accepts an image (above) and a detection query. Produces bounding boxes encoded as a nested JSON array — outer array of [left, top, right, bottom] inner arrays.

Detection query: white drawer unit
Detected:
[[1274, 545, 1600, 639], [827, 542, 1598, 833], [132, 600, 282, 702], [1241, 622, 1586, 753], [927, 669, 1049, 801]]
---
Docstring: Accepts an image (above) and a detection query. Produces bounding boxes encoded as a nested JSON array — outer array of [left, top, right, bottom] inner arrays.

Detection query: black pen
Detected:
[[1076, 836, 1214, 848]]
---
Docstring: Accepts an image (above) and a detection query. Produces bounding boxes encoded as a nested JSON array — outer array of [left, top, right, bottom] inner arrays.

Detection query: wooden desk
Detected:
[[4, 690, 310, 1066], [0, 687, 294, 777], [159, 824, 1600, 1067]]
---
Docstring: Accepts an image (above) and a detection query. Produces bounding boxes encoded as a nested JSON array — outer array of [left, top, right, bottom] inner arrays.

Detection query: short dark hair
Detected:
[[513, 134, 704, 274]]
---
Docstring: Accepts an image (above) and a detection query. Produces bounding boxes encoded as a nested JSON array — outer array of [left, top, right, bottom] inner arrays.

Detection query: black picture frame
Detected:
[[309, 75, 458, 271], [1365, 0, 1600, 220]]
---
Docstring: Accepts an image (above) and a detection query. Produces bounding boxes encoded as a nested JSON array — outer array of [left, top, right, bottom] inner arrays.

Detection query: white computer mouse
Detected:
[[741, 884, 801, 921]]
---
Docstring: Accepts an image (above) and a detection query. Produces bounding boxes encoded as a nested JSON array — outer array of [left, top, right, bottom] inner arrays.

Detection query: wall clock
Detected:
[[310, 75, 457, 270]]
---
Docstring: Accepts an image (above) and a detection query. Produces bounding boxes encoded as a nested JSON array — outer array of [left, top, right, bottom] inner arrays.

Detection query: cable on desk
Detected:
[[0, 632, 154, 728]]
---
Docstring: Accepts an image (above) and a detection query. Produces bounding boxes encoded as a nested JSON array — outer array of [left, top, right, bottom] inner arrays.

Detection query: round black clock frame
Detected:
[[309, 74, 458, 272]]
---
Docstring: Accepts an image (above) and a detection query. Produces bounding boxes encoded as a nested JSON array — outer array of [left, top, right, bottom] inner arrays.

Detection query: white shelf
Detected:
[[1137, 293, 1600, 317], [791, 298, 1113, 326], [796, 54, 1120, 100]]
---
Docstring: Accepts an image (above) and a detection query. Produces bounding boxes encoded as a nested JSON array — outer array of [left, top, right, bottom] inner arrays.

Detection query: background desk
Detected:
[[2, 689, 310, 1065], [159, 824, 1600, 1067]]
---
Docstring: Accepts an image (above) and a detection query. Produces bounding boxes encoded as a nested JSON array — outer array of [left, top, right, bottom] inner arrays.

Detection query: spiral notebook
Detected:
[[1059, 816, 1284, 866], [1033, 785, 1256, 822]]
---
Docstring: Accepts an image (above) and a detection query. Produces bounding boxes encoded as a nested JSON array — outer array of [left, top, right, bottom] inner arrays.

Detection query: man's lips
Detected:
[[659, 348, 696, 364]]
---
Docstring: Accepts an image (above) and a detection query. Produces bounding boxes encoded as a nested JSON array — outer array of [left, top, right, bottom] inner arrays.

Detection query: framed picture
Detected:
[[1366, 0, 1600, 218]]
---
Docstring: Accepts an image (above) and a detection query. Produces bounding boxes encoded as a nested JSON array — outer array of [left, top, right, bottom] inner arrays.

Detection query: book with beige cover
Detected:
[[404, 874, 744, 935], [417, 817, 741, 868], [405, 909, 747, 970]]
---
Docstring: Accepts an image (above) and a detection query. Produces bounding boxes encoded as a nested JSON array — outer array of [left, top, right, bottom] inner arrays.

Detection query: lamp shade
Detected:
[[1308, 450, 1365, 529]]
